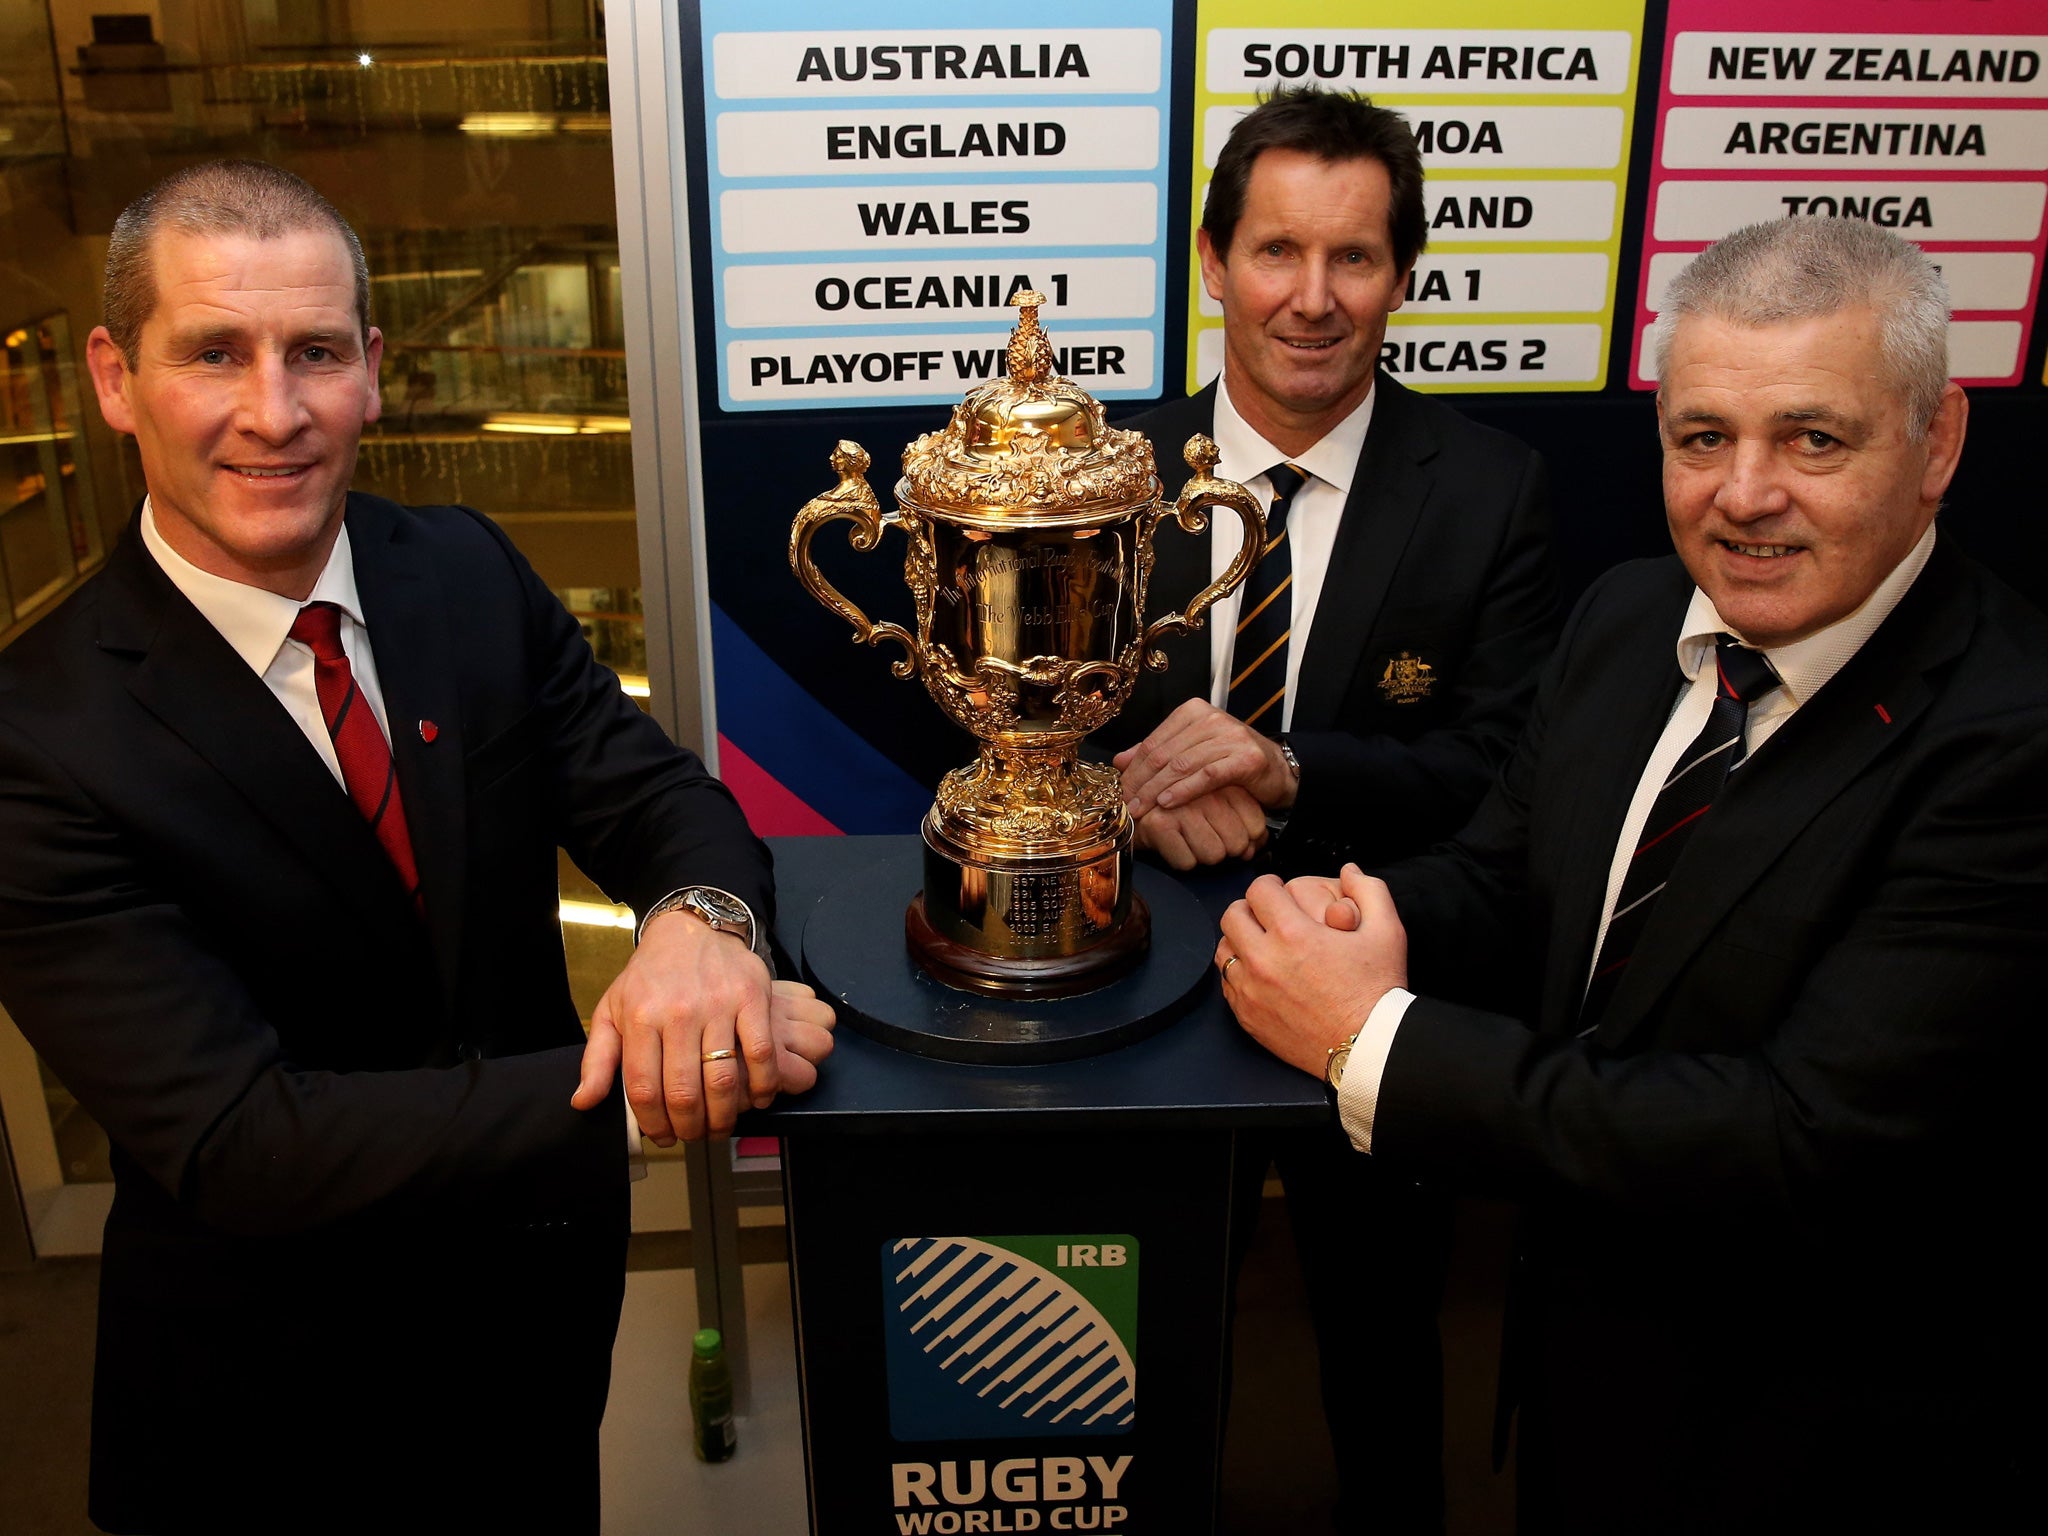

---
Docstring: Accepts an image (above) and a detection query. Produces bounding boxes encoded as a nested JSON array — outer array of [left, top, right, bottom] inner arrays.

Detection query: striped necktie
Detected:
[[289, 602, 423, 912], [1579, 635, 1781, 1032], [1226, 463, 1307, 734]]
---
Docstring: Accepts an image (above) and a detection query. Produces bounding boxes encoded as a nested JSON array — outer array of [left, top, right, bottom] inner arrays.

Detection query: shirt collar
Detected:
[[139, 496, 367, 677], [1675, 520, 1939, 705], [1213, 370, 1377, 494]]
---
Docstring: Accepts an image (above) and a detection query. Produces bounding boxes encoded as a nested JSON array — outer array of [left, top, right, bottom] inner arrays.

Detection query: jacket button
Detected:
[[457, 1041, 483, 1063]]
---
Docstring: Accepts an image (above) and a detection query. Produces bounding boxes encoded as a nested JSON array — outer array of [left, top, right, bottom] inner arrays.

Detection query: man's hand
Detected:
[[1132, 787, 1269, 870], [1282, 872, 1363, 932], [1114, 699, 1298, 819], [766, 980, 837, 1096], [570, 909, 787, 1144], [1216, 864, 1407, 1078]]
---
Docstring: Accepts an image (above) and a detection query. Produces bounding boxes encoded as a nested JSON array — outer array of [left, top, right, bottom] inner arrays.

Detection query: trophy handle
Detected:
[[788, 440, 921, 680], [1137, 434, 1267, 669]]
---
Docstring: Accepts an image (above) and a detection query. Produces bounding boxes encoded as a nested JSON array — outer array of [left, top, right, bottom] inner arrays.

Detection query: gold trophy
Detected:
[[790, 294, 1265, 995]]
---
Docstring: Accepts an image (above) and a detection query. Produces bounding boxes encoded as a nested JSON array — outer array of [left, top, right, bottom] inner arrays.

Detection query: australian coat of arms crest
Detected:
[[1377, 650, 1435, 705]]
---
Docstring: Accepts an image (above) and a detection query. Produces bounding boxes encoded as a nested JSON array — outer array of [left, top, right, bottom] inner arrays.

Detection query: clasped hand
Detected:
[[1215, 864, 1408, 1078], [1113, 700, 1296, 870], [571, 909, 835, 1143]]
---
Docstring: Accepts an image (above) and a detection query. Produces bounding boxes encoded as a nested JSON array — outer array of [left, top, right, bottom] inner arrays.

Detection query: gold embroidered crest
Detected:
[[1378, 651, 1436, 705]]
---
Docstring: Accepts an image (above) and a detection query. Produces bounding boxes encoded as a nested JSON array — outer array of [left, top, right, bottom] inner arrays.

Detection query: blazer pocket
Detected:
[[465, 710, 544, 795]]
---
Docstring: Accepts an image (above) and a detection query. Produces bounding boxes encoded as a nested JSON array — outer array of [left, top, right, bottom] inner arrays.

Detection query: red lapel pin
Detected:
[[418, 720, 440, 743], [1873, 704, 1892, 724]]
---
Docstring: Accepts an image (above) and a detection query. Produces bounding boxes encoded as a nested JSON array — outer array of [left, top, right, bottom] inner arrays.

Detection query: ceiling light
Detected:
[[460, 113, 559, 136], [481, 412, 631, 436]]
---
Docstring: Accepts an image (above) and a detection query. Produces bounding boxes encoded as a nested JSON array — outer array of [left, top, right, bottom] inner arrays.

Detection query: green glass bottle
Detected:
[[690, 1327, 737, 1463]]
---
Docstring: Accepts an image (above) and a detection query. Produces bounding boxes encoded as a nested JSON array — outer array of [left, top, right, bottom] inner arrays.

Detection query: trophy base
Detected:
[[909, 818, 1148, 998], [905, 892, 1151, 999], [800, 843, 1213, 1064]]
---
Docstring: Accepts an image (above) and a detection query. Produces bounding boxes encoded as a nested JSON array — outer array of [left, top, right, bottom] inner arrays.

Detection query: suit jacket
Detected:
[[1372, 541, 2045, 1531], [1106, 375, 1558, 871], [0, 493, 773, 1534]]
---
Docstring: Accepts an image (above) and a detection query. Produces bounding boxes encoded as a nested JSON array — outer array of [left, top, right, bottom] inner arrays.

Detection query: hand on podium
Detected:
[[1216, 865, 1405, 1078], [571, 910, 835, 1143]]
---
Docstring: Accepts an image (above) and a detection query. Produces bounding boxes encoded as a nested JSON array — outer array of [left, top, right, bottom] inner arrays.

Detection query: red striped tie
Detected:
[[289, 602, 423, 911], [1578, 635, 1779, 1032]]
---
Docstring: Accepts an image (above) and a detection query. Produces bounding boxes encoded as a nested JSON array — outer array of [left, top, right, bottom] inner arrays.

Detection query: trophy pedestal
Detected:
[[801, 842, 1211, 1064], [748, 834, 1333, 1536]]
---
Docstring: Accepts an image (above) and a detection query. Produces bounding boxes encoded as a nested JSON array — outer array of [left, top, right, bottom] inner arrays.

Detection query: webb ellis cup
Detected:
[[790, 293, 1265, 995]]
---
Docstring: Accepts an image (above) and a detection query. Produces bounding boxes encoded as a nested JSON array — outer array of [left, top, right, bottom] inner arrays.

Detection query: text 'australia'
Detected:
[[798, 43, 1090, 83]]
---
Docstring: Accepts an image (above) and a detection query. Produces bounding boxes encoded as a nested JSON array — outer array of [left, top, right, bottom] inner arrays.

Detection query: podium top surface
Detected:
[[743, 835, 1332, 1137]]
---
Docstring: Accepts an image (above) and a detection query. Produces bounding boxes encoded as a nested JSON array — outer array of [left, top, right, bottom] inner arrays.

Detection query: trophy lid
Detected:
[[899, 292, 1156, 524]]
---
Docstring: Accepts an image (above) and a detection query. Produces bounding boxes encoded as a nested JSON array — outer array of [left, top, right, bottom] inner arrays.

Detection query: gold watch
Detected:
[[1324, 1033, 1358, 1095]]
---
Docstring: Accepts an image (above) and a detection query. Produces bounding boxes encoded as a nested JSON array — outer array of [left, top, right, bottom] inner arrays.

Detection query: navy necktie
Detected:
[[1580, 635, 1781, 1032], [1226, 463, 1307, 734]]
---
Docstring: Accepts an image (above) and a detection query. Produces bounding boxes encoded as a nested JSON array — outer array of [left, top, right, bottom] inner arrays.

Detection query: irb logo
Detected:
[[1054, 1243, 1127, 1268], [883, 1235, 1139, 1441]]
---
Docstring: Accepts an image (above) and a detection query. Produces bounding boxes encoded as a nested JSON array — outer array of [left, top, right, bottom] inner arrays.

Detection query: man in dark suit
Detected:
[[0, 161, 832, 1533], [1107, 91, 1558, 1533], [1110, 88, 1556, 878], [1220, 216, 2042, 1532]]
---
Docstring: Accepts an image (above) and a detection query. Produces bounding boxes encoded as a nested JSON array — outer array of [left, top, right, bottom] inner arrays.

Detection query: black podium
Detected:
[[747, 835, 1329, 1535]]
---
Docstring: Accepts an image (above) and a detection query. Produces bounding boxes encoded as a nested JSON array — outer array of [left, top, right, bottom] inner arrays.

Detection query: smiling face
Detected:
[[86, 226, 383, 599], [1657, 308, 1967, 648], [1198, 147, 1411, 457]]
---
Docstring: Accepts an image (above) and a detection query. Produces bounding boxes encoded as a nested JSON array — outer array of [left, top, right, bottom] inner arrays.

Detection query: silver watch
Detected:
[[638, 885, 758, 954]]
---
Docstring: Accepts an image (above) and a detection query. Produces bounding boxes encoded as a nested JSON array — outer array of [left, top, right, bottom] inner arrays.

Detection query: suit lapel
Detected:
[[1291, 378, 1436, 730], [1131, 388, 1225, 721], [1589, 541, 1975, 1050], [98, 529, 413, 934], [346, 495, 470, 1011], [1537, 582, 1690, 1035]]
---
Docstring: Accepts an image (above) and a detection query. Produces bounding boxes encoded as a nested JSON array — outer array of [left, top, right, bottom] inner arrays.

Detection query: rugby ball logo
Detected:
[[883, 1236, 1137, 1442]]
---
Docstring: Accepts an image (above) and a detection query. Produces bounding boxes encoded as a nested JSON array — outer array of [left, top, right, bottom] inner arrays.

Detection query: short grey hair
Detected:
[[103, 160, 372, 367], [1651, 218, 1951, 438]]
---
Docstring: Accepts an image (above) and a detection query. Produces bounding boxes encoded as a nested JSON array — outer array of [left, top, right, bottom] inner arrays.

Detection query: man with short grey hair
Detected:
[[1215, 216, 2043, 1531]]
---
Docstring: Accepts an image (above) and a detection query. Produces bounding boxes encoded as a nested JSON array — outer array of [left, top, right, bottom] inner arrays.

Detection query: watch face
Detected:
[[687, 889, 750, 927], [1326, 1046, 1352, 1091]]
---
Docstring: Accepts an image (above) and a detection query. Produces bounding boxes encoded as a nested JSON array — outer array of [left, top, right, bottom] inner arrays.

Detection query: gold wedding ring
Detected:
[[701, 1047, 738, 1063], [1222, 956, 1239, 981]]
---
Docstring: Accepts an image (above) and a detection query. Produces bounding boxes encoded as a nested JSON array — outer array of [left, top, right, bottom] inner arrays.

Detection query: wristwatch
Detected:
[[638, 885, 759, 955], [1324, 1033, 1358, 1098], [1278, 735, 1302, 780]]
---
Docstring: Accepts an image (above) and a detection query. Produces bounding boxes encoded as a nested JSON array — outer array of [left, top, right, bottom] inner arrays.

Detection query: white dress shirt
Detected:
[[1338, 521, 1939, 1154], [139, 498, 395, 785], [1203, 371, 1377, 734]]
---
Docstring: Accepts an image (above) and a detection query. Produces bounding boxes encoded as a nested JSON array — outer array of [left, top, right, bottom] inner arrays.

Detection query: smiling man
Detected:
[[1105, 88, 1560, 1536], [1217, 217, 2044, 1532], [0, 161, 832, 1533]]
